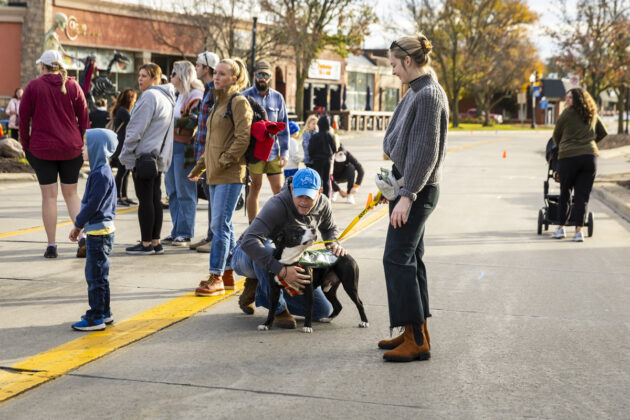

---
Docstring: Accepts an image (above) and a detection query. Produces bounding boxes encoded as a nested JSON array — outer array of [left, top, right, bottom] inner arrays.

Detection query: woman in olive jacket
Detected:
[[189, 57, 253, 297]]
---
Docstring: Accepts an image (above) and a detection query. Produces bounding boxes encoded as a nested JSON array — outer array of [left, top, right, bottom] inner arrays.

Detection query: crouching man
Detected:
[[231, 168, 345, 328]]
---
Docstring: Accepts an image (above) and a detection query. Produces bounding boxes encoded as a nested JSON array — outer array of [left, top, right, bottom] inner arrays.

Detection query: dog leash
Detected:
[[314, 191, 383, 245]]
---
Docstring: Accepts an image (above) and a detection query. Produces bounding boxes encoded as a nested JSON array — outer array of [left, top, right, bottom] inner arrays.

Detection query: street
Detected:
[[1, 130, 629, 418]]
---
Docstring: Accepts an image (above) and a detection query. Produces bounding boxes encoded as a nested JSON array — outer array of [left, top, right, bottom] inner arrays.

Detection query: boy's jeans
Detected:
[[165, 141, 198, 238], [231, 242, 332, 319], [85, 233, 114, 321], [208, 183, 243, 275]]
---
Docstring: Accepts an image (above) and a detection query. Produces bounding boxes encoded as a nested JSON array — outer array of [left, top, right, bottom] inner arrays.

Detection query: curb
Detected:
[[592, 182, 630, 223], [0, 173, 36, 183]]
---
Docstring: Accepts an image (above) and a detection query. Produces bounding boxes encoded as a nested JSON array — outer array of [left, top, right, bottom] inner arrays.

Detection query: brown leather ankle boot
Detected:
[[222, 270, 235, 290], [378, 332, 404, 350], [423, 318, 430, 347], [238, 277, 258, 315], [383, 324, 430, 362]]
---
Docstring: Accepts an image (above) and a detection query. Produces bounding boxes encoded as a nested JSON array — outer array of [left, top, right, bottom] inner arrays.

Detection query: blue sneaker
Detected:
[[72, 317, 105, 331], [104, 311, 114, 325]]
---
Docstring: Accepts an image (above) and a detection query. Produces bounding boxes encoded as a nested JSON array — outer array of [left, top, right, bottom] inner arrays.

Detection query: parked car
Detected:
[[459, 108, 504, 124]]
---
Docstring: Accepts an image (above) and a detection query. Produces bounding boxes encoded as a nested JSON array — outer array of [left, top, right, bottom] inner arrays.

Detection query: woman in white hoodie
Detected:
[[119, 63, 175, 255]]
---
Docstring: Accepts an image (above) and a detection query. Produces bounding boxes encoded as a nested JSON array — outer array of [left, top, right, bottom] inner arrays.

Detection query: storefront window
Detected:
[[346, 71, 375, 111], [384, 88, 399, 112]]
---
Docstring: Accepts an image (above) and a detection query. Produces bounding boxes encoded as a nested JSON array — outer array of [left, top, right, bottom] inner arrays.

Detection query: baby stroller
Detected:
[[537, 138, 594, 236]]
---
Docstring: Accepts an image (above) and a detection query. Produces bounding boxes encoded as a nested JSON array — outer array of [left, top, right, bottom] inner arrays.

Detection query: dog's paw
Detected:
[[257, 325, 270, 331], [301, 326, 313, 333], [317, 317, 332, 323], [358, 321, 369, 328]]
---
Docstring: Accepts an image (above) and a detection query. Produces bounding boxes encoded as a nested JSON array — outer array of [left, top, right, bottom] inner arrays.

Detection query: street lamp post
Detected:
[[250, 16, 258, 82], [530, 71, 538, 129]]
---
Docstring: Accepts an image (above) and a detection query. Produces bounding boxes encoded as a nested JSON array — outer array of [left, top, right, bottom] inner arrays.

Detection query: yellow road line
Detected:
[[0, 135, 506, 404], [0, 207, 138, 239], [447, 137, 510, 153], [0, 282, 243, 403]]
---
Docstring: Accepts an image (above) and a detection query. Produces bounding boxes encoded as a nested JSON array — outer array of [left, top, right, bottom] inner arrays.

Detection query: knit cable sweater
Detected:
[[383, 74, 449, 201]]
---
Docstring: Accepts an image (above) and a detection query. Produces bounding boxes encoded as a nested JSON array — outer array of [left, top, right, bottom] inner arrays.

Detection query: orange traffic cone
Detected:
[[366, 193, 373, 207], [502, 150, 507, 159], [332, 120, 338, 130]]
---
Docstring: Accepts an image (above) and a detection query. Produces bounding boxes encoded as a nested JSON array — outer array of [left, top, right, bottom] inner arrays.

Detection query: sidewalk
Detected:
[[594, 145, 630, 223]]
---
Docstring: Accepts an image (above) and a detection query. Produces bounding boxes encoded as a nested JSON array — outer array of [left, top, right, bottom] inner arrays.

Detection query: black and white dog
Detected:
[[258, 225, 369, 333]]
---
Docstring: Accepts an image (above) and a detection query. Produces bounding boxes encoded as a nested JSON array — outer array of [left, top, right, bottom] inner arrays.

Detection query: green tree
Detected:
[[259, 0, 376, 119]]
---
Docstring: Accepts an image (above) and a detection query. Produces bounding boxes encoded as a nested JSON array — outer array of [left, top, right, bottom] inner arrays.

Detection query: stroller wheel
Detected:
[[587, 212, 594, 237], [537, 209, 544, 235]]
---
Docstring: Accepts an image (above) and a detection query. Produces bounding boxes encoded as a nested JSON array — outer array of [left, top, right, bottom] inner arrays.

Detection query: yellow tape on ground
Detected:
[[0, 282, 243, 403], [0, 207, 138, 239]]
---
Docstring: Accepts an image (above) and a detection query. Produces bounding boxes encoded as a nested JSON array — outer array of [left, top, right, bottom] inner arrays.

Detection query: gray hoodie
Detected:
[[119, 84, 176, 172], [238, 177, 339, 276]]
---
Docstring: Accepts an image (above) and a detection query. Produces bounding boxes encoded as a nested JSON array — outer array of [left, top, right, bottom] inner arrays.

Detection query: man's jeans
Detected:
[[165, 141, 198, 238], [231, 242, 332, 319], [383, 185, 439, 329], [85, 233, 114, 321], [208, 183, 243, 275]]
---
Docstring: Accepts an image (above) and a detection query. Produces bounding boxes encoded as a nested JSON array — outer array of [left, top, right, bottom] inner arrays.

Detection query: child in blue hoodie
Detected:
[[69, 128, 118, 331]]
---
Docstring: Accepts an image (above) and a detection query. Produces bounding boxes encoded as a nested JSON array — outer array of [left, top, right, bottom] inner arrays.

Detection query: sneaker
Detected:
[[117, 198, 130, 207], [552, 227, 566, 239], [196, 241, 211, 253], [189, 238, 210, 250], [103, 311, 114, 325], [573, 231, 584, 242], [124, 198, 137, 205], [161, 199, 169, 209], [72, 317, 105, 331], [172, 236, 191, 247], [126, 243, 155, 255], [153, 243, 165, 254], [44, 245, 58, 258], [239, 278, 258, 315], [331, 192, 339, 202], [195, 274, 225, 296], [274, 308, 297, 329], [161, 235, 175, 245], [346, 195, 355, 205], [76, 237, 86, 258]]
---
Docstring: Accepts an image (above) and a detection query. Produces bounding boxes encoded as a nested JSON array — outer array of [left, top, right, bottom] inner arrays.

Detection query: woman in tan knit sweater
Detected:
[[551, 87, 607, 242]]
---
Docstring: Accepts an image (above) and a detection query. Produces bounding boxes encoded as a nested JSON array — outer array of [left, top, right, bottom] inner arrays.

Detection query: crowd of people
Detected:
[[20, 31, 609, 363]]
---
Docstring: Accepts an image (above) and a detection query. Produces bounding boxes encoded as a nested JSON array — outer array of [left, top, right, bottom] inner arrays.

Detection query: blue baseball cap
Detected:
[[288, 121, 300, 135], [292, 168, 321, 199]]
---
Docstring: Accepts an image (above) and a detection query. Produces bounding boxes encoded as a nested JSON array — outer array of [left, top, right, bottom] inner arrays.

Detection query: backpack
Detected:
[[224, 93, 268, 164]]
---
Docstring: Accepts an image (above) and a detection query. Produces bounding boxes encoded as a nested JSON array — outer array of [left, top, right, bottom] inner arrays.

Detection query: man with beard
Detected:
[[241, 61, 290, 223]]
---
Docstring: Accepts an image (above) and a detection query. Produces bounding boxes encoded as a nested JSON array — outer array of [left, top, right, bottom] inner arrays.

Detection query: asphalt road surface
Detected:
[[1, 130, 628, 418]]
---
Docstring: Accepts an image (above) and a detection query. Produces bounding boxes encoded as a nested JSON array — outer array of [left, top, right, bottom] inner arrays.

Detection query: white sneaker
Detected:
[[552, 227, 566, 239], [346, 195, 355, 204], [331, 192, 339, 202], [573, 231, 584, 242]]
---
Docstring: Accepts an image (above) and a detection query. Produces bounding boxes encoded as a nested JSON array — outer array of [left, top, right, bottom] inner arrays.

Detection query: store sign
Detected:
[[308, 59, 341, 80], [65, 16, 87, 40]]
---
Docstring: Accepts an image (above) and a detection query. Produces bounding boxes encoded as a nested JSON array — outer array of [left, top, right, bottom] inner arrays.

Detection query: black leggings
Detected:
[[332, 163, 356, 194], [133, 172, 163, 242], [311, 159, 331, 198], [558, 154, 596, 227], [115, 167, 130, 199]]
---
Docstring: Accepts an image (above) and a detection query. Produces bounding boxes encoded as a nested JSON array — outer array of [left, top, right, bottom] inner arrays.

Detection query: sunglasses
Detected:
[[170, 72, 177, 78], [256, 72, 271, 80], [390, 40, 412, 57]]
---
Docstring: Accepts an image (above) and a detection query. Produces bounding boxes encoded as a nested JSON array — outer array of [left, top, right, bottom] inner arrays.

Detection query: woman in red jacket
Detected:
[[19, 50, 90, 259]]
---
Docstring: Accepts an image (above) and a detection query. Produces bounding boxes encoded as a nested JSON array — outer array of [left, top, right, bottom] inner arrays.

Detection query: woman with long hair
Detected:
[[378, 34, 449, 362], [110, 88, 138, 206], [119, 63, 176, 255], [551, 87, 607, 242], [188, 58, 253, 296], [163, 61, 204, 246], [7, 87, 23, 141], [19, 50, 89, 258]]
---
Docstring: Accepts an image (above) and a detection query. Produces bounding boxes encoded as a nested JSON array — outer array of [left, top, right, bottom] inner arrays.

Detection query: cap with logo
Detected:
[[36, 50, 65, 68], [255, 61, 272, 75], [197, 51, 220, 70], [292, 168, 321, 200]]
